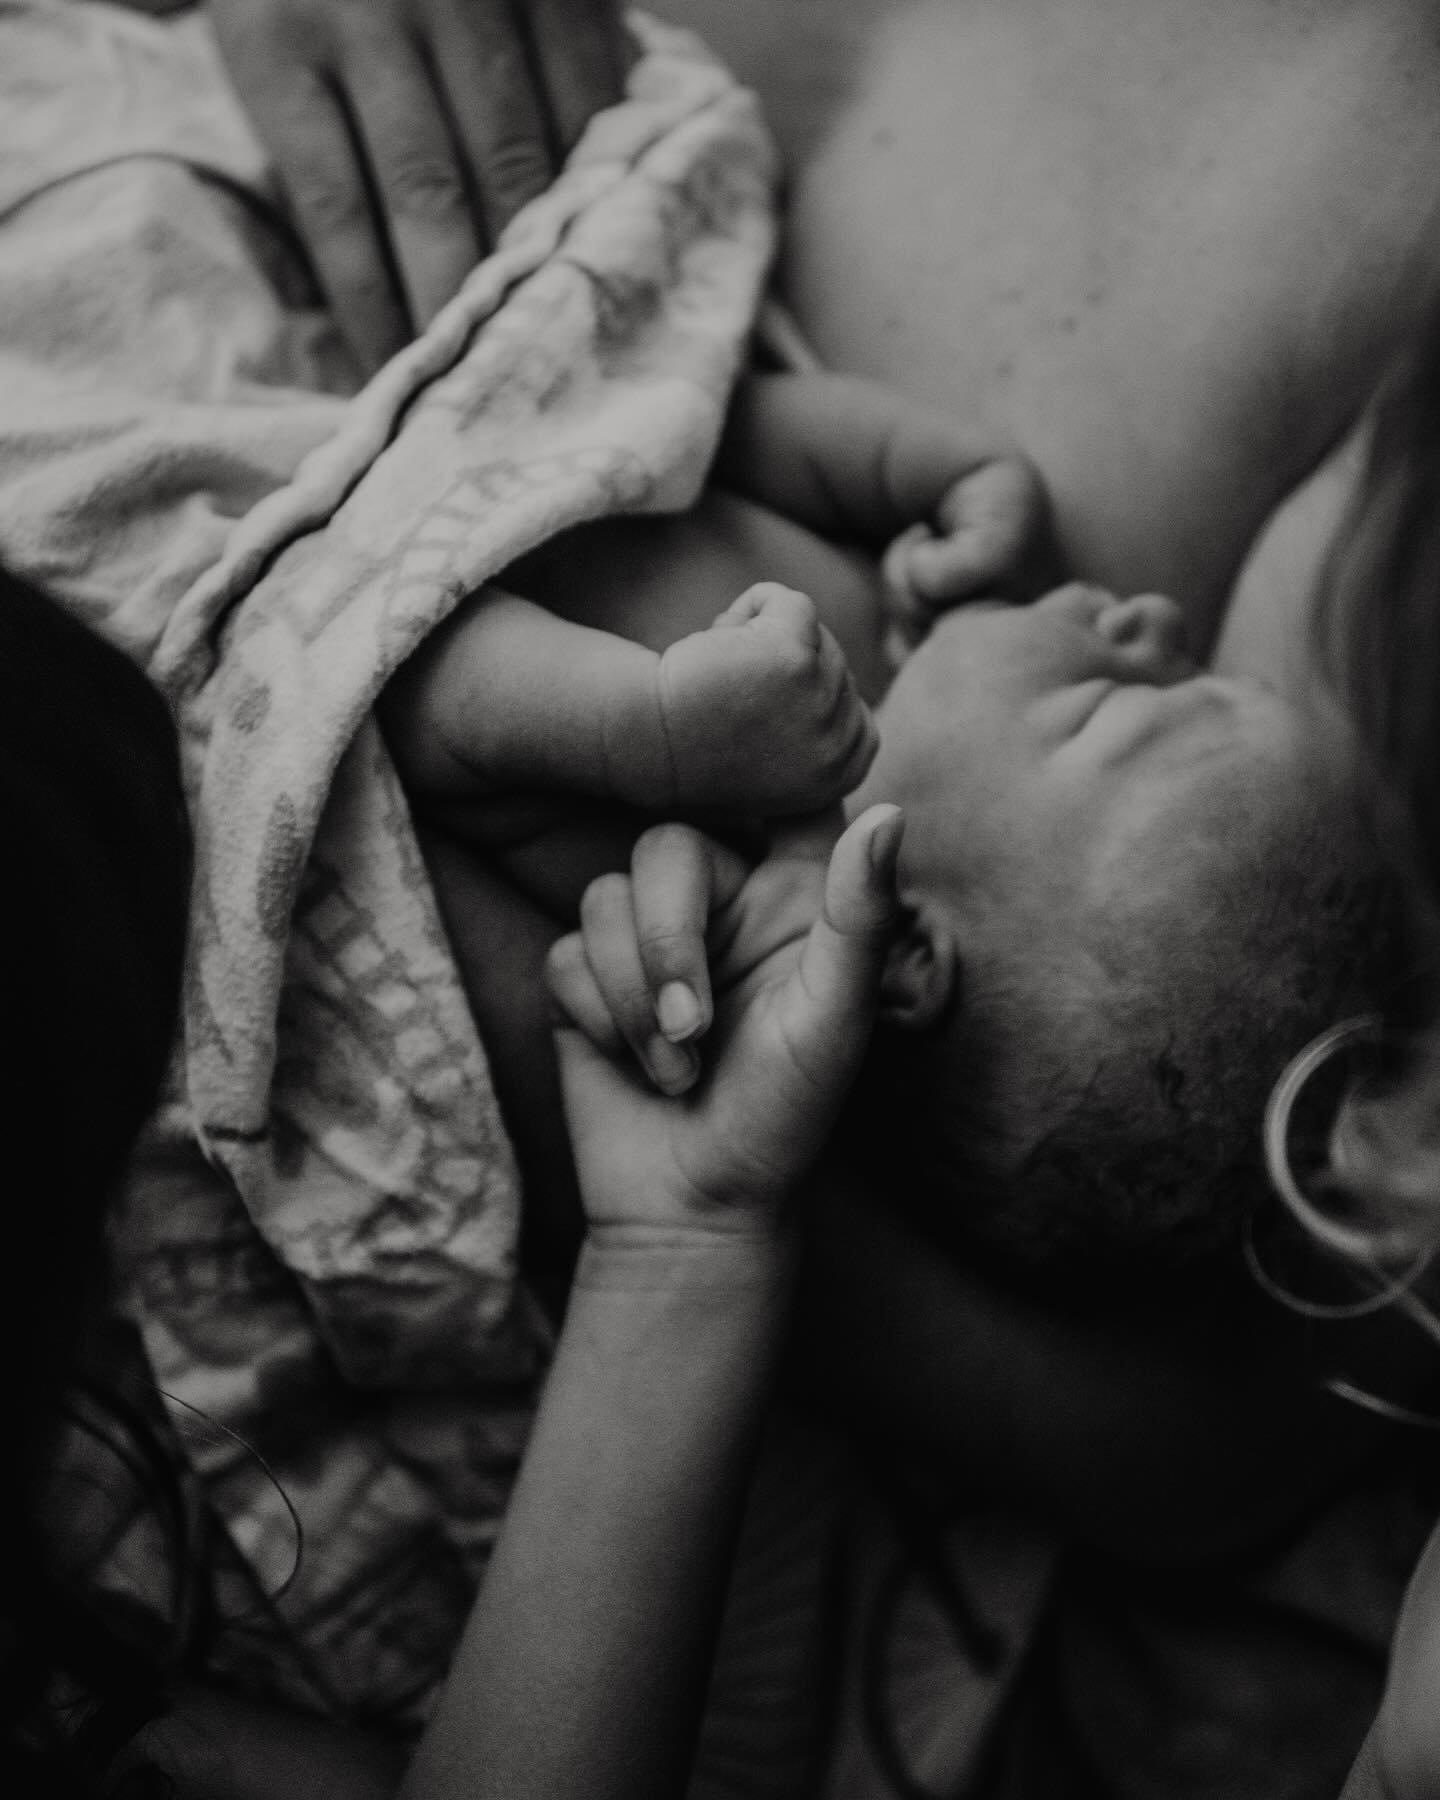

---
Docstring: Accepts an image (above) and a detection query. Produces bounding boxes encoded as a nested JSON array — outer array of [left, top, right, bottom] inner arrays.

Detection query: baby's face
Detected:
[[849, 584, 1312, 962]]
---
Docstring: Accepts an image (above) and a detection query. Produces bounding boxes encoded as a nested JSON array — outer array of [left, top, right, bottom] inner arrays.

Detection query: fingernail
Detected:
[[645, 1033, 699, 1094], [868, 807, 905, 880], [656, 980, 703, 1042]]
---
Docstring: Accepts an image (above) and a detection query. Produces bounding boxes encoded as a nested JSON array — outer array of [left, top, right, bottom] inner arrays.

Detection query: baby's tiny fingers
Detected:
[[580, 871, 699, 1094], [912, 458, 1047, 598], [884, 523, 934, 592], [718, 581, 822, 650]]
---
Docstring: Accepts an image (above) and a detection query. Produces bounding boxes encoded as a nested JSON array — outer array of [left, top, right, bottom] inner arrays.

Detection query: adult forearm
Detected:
[[399, 1232, 794, 1800]]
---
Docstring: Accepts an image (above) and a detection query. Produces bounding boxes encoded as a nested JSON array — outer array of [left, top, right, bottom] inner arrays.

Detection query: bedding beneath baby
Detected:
[[0, 0, 775, 1717]]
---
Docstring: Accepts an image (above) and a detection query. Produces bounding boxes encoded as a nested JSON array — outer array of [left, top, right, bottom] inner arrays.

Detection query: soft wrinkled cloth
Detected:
[[0, 0, 775, 1715]]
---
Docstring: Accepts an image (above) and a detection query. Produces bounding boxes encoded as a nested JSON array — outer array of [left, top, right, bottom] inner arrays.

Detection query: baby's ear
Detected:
[[879, 903, 958, 1030]]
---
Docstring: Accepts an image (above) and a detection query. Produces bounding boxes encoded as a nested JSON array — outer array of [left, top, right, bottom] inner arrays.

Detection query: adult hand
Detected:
[[210, 0, 630, 371], [546, 805, 905, 1238]]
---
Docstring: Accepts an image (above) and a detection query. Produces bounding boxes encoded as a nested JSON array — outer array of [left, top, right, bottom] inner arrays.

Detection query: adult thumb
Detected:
[[794, 804, 905, 1041]]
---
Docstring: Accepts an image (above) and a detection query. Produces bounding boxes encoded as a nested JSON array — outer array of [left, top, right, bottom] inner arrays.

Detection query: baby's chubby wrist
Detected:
[[575, 1221, 799, 1299]]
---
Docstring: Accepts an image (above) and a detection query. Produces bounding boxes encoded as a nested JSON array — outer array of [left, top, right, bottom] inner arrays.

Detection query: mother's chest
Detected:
[[771, 0, 1440, 618]]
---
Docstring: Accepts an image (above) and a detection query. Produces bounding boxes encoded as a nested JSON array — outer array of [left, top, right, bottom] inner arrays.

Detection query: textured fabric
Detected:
[[0, 0, 776, 1717]]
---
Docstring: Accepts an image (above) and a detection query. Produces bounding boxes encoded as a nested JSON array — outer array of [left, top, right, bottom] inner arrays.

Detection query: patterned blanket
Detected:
[[0, 0, 775, 1715]]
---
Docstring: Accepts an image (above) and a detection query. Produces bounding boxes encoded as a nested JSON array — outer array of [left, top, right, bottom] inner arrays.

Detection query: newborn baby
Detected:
[[849, 582, 1398, 1282], [384, 371, 1396, 1284]]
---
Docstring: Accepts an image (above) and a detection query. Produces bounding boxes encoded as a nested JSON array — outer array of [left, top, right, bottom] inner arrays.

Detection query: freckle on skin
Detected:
[[1059, 314, 1078, 334], [872, 125, 896, 150]]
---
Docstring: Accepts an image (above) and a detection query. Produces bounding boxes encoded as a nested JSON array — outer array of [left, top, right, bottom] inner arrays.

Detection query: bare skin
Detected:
[[402, 0, 1440, 1543], [381, 0, 1440, 1585], [657, 0, 1440, 652], [382, 368, 1046, 920], [133, 3, 1440, 1782]]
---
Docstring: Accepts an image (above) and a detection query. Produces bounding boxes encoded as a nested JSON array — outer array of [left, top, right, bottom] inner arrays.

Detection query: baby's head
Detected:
[[849, 585, 1402, 1285]]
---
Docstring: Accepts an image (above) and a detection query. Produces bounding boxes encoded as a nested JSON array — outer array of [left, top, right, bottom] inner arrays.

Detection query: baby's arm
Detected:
[[716, 372, 1062, 658], [381, 580, 874, 880]]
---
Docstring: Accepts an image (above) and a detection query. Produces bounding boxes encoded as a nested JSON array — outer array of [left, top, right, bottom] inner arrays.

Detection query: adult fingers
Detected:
[[245, 67, 410, 371], [629, 824, 749, 1046], [346, 35, 482, 332], [524, 0, 630, 155], [427, 0, 557, 247], [711, 807, 900, 1176], [579, 872, 700, 1094], [791, 804, 905, 1064]]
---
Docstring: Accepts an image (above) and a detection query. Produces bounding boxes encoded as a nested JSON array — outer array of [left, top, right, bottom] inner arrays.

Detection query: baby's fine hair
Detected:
[[859, 773, 1404, 1298]]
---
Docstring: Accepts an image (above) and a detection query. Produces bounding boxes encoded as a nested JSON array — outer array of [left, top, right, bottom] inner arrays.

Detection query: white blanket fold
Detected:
[[0, 0, 775, 1714]]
